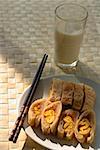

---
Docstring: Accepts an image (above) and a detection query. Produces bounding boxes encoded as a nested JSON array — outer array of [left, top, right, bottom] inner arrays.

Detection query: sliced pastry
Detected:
[[61, 82, 74, 106], [75, 110, 96, 144], [72, 83, 84, 111], [82, 84, 96, 111], [48, 78, 63, 102], [41, 101, 62, 135], [57, 109, 79, 140], [28, 98, 48, 127]]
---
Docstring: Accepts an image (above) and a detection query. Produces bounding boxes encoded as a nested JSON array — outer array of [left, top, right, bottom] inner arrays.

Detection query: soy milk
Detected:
[[55, 25, 83, 64]]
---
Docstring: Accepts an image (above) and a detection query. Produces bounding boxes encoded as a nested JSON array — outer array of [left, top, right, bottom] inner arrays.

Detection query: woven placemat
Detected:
[[0, 0, 100, 149]]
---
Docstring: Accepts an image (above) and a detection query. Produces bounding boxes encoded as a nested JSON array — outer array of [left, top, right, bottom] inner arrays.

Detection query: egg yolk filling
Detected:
[[33, 105, 41, 116], [63, 116, 74, 134], [78, 118, 91, 136], [44, 109, 55, 124]]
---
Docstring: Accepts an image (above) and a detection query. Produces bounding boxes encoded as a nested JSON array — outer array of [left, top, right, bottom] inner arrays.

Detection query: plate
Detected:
[[18, 75, 100, 150]]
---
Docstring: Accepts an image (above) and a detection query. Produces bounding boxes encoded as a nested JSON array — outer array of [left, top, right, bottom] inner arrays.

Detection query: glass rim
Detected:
[[55, 3, 88, 22]]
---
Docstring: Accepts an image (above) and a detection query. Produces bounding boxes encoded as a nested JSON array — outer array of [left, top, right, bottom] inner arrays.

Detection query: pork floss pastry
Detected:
[[82, 84, 96, 111], [75, 110, 96, 144], [41, 101, 62, 134], [28, 98, 46, 127], [61, 82, 74, 106], [72, 83, 84, 111], [57, 109, 79, 140], [48, 79, 63, 102]]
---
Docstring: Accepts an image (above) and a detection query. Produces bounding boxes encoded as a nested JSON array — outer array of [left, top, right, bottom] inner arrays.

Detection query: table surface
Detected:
[[0, 0, 100, 150]]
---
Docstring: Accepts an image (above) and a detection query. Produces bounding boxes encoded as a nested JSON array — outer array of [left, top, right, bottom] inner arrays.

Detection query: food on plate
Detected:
[[81, 84, 96, 111], [72, 83, 84, 111], [74, 110, 96, 144], [61, 82, 74, 105], [28, 78, 96, 146], [48, 78, 63, 102], [28, 98, 49, 127], [48, 79, 96, 111], [57, 109, 79, 140], [41, 101, 62, 134]]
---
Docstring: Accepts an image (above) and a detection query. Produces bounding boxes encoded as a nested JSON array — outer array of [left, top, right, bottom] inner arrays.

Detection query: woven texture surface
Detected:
[[0, 0, 100, 149]]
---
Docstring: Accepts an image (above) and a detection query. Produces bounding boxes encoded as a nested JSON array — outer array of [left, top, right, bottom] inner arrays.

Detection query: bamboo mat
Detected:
[[0, 0, 100, 149]]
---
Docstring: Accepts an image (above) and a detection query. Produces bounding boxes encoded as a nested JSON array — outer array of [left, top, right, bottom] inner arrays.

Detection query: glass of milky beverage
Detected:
[[54, 3, 88, 69]]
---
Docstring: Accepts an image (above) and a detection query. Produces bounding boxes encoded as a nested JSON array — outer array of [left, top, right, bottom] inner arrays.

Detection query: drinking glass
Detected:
[[54, 3, 88, 69]]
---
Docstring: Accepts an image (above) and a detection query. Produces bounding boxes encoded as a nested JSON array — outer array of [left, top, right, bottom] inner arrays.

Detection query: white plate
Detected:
[[18, 75, 100, 150]]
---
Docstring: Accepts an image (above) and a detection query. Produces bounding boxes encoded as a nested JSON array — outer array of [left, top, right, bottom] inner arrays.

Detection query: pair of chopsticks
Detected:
[[9, 54, 48, 143]]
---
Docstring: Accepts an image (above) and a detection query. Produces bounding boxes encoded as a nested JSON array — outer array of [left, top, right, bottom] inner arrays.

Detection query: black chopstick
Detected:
[[13, 54, 48, 143], [9, 54, 48, 143]]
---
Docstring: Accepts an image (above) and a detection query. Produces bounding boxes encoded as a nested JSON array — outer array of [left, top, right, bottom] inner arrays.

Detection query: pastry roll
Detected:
[[73, 83, 84, 111], [48, 79, 63, 102], [61, 82, 74, 105], [28, 98, 48, 127], [57, 109, 79, 140], [41, 101, 62, 135], [82, 84, 96, 111], [75, 110, 96, 144]]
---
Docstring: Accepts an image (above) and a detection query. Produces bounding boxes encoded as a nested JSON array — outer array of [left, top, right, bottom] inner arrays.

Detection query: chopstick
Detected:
[[9, 54, 48, 143]]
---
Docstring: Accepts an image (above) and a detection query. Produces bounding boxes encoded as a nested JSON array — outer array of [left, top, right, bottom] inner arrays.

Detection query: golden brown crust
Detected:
[[82, 84, 96, 112], [57, 109, 79, 140], [41, 101, 62, 135], [72, 83, 84, 111], [61, 82, 74, 105], [74, 109, 96, 144], [28, 98, 46, 127], [48, 79, 63, 102]]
